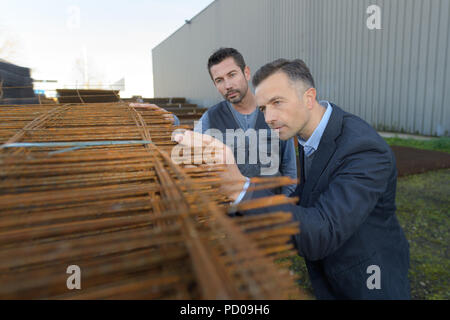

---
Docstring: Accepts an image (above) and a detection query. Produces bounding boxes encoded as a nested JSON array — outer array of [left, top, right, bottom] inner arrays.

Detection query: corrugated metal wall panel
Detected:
[[153, 0, 450, 136], [443, 0, 450, 137]]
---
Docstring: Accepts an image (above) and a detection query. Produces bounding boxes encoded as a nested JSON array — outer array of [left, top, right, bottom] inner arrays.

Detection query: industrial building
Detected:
[[152, 0, 450, 136]]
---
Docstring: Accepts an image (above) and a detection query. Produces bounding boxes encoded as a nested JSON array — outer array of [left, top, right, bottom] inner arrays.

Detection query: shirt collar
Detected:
[[298, 100, 333, 156]]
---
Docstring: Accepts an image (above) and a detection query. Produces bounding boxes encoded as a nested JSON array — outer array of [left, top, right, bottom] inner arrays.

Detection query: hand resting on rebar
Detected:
[[130, 103, 177, 124]]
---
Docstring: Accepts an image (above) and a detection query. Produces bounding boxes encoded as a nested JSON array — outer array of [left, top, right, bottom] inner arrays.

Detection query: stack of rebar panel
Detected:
[[0, 102, 307, 299], [0, 60, 39, 105], [157, 103, 206, 126], [56, 89, 120, 103], [121, 97, 207, 126], [145, 98, 185, 104]]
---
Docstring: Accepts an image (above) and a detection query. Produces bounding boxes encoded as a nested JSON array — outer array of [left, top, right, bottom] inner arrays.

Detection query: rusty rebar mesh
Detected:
[[0, 102, 308, 299], [0, 84, 205, 125]]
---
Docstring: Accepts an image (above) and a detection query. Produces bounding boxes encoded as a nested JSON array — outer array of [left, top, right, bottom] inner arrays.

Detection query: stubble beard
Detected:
[[225, 84, 248, 104]]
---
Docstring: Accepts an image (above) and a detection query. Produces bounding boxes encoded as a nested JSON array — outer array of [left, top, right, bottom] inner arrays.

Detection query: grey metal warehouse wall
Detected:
[[152, 0, 450, 136]]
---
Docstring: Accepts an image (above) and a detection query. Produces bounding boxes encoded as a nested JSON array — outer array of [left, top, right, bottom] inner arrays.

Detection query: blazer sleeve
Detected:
[[240, 141, 393, 261]]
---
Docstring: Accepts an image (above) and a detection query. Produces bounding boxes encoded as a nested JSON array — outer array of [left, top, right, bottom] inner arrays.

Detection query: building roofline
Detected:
[[152, 0, 217, 52]]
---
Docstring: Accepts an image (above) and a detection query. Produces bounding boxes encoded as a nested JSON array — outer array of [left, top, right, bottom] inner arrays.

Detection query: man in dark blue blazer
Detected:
[[174, 58, 411, 299]]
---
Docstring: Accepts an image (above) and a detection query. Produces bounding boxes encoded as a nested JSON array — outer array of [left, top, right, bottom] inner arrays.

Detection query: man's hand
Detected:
[[130, 103, 176, 124], [173, 130, 246, 201]]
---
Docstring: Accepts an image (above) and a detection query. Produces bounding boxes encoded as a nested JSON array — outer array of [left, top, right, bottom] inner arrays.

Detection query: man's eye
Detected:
[[274, 100, 281, 105], [215, 79, 222, 84]]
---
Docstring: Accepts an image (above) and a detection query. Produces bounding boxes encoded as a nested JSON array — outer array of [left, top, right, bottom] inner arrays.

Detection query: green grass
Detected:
[[395, 168, 450, 299], [283, 168, 450, 300], [384, 137, 450, 154]]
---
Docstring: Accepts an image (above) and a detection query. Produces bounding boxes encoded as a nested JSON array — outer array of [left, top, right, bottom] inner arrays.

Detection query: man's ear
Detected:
[[304, 87, 317, 109], [244, 66, 251, 81]]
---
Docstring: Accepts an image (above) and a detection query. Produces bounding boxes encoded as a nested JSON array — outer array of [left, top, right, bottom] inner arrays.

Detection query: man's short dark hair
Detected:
[[207, 48, 246, 77], [252, 58, 315, 92]]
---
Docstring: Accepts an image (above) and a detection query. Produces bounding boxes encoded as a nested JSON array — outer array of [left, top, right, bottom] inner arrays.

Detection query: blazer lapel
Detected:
[[300, 104, 344, 201]]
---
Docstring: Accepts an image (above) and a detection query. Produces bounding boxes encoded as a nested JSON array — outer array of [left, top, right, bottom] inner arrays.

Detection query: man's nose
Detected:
[[264, 107, 276, 124], [224, 78, 233, 90]]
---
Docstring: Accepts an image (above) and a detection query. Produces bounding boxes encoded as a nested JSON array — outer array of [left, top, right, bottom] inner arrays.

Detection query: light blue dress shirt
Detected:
[[297, 101, 333, 157]]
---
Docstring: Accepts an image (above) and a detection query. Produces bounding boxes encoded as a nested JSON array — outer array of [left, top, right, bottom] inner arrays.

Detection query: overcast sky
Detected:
[[0, 0, 214, 97]]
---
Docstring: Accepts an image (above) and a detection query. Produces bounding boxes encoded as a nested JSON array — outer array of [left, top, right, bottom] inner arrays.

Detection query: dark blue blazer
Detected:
[[240, 104, 411, 299]]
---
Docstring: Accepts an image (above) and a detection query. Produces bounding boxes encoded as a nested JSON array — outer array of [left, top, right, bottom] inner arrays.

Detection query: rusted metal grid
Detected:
[[0, 102, 307, 299]]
